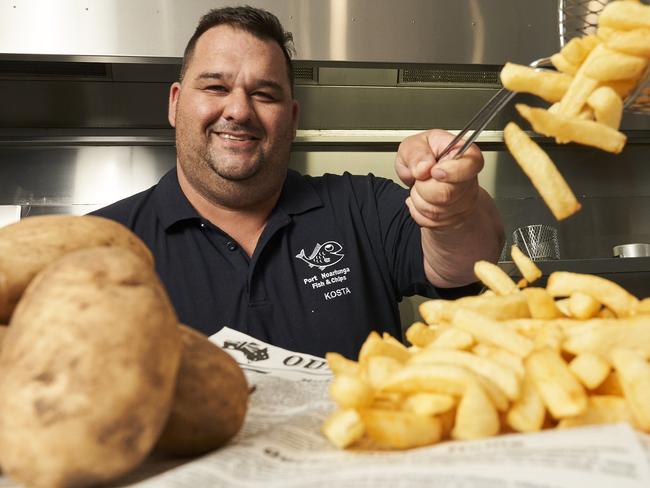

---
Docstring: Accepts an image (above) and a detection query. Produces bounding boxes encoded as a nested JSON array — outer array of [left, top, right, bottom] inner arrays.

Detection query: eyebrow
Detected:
[[197, 71, 285, 93]]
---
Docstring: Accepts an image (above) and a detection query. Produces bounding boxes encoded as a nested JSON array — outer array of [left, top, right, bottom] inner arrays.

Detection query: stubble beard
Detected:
[[177, 129, 291, 210]]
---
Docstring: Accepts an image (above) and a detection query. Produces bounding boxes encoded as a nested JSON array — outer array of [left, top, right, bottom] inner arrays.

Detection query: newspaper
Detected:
[[121, 327, 650, 488]]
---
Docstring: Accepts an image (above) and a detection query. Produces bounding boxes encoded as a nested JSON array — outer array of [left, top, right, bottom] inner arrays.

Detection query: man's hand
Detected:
[[395, 129, 504, 288], [395, 129, 483, 229]]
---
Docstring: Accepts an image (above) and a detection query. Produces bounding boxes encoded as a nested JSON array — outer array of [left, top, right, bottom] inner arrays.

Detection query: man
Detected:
[[93, 6, 504, 358]]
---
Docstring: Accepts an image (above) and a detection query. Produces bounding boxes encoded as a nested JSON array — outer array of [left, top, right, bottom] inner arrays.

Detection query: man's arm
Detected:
[[395, 129, 505, 288]]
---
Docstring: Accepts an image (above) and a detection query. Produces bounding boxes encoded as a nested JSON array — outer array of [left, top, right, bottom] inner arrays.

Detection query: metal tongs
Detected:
[[438, 56, 650, 161], [437, 57, 553, 161]]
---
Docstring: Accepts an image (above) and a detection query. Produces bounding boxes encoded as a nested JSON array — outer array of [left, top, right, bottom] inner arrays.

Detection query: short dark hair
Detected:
[[179, 5, 295, 93]]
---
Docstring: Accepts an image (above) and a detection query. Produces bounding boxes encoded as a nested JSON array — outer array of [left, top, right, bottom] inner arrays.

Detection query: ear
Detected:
[[168, 82, 182, 128], [291, 99, 300, 138]]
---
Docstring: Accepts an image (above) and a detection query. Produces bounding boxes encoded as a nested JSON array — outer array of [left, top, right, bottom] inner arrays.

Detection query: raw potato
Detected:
[[0, 247, 181, 488], [155, 325, 249, 456], [0, 215, 154, 322]]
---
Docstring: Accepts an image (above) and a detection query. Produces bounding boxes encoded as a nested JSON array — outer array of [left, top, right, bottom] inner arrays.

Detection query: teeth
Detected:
[[221, 133, 250, 141]]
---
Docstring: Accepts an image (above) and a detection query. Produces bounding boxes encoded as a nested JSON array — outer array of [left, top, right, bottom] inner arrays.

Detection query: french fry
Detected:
[[597, 307, 617, 319], [379, 362, 508, 413], [551, 52, 579, 75], [584, 46, 648, 82], [506, 373, 546, 433], [637, 297, 650, 315], [410, 348, 521, 401], [418, 299, 451, 324], [557, 395, 633, 429], [511, 245, 542, 284], [599, 1, 650, 31], [569, 353, 611, 390], [516, 103, 627, 153], [563, 319, 650, 359], [592, 371, 624, 396], [371, 391, 403, 410], [329, 374, 374, 409], [365, 356, 403, 390], [451, 382, 500, 440], [473, 260, 518, 295], [554, 297, 572, 317], [557, 44, 603, 116], [453, 308, 534, 357], [358, 331, 410, 366], [611, 348, 650, 431], [503, 122, 581, 221], [597, 25, 616, 42], [321, 409, 365, 449], [360, 409, 442, 449], [546, 271, 639, 317], [326, 352, 360, 377], [380, 363, 472, 396], [472, 343, 525, 379], [523, 288, 561, 320], [560, 35, 600, 65], [429, 327, 475, 350], [419, 293, 531, 324], [500, 63, 572, 103], [604, 78, 639, 98], [586, 86, 623, 129], [532, 323, 564, 352], [605, 28, 650, 58], [568, 291, 602, 320], [404, 321, 437, 347], [526, 348, 588, 418], [503, 318, 558, 338], [403, 393, 455, 416]]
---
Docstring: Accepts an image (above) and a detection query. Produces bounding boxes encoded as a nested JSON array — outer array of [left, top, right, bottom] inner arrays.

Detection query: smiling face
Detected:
[[169, 25, 299, 209]]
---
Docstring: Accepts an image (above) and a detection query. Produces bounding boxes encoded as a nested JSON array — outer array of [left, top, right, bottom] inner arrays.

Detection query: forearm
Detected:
[[421, 187, 505, 288]]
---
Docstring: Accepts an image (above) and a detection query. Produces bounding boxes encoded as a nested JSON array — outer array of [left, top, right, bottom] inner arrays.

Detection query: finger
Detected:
[[430, 155, 484, 184], [396, 132, 437, 181], [406, 196, 438, 228], [411, 179, 479, 218], [395, 153, 416, 187], [406, 195, 468, 229], [410, 182, 473, 223]]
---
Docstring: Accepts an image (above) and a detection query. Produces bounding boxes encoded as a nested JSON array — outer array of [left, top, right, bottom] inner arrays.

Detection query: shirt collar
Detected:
[[154, 168, 322, 231], [154, 168, 202, 231], [275, 169, 323, 216]]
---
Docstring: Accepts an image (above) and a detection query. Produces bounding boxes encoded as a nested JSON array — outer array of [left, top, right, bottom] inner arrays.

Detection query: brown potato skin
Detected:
[[0, 247, 181, 488], [0, 215, 154, 322], [155, 325, 248, 456]]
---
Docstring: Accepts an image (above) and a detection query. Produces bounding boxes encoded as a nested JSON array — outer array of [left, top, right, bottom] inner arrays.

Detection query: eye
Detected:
[[252, 91, 277, 101], [205, 84, 228, 93]]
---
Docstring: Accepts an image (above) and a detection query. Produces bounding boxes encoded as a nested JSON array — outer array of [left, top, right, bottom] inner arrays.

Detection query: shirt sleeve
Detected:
[[334, 173, 438, 300]]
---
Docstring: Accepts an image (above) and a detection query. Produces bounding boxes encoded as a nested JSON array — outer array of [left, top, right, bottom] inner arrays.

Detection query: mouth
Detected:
[[214, 131, 259, 142]]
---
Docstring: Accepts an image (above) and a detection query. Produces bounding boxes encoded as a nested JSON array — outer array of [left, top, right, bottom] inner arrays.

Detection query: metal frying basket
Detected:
[[558, 0, 650, 114], [513, 225, 561, 261], [558, 0, 609, 46]]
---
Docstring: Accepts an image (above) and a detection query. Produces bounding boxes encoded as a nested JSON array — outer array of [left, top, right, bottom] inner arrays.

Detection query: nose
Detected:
[[221, 89, 253, 123]]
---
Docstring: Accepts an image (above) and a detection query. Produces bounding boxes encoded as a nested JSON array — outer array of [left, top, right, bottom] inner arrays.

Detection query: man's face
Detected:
[[169, 25, 299, 209]]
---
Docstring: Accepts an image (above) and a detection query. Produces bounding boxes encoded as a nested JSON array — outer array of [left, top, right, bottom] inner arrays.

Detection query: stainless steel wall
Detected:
[[0, 0, 558, 65]]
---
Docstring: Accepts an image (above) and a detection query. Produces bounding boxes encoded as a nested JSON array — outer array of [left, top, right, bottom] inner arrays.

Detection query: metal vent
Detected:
[[400, 66, 501, 86], [0, 61, 109, 80], [294, 66, 318, 84]]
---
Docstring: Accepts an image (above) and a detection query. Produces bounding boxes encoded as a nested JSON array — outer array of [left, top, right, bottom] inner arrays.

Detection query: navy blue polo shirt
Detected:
[[92, 168, 441, 358]]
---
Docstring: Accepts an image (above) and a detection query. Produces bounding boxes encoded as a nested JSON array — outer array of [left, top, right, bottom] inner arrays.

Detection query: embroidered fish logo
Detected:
[[295, 241, 344, 270]]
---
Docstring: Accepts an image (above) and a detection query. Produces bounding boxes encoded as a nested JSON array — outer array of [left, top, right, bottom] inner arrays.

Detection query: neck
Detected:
[[177, 166, 282, 257]]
